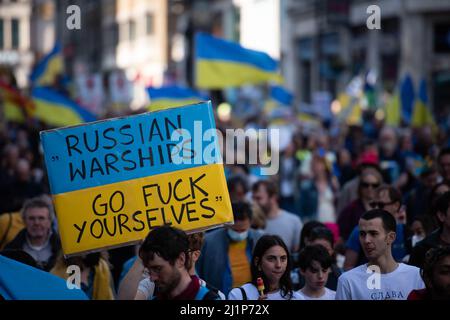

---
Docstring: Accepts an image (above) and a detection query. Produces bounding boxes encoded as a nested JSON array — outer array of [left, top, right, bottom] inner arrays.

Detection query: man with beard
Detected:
[[138, 225, 221, 300], [252, 180, 303, 253], [408, 246, 450, 300]]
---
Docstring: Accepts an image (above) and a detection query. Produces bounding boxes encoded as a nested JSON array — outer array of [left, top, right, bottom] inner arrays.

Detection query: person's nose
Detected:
[[275, 259, 282, 269], [317, 270, 324, 280]]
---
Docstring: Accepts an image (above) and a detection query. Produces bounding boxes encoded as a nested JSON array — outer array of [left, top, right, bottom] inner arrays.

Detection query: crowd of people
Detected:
[[1, 98, 450, 300]]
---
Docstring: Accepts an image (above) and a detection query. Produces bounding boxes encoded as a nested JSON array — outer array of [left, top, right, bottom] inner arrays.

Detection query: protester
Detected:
[[4, 197, 61, 271], [196, 202, 261, 295], [297, 154, 339, 224], [338, 167, 383, 241], [408, 246, 450, 300], [409, 191, 450, 268], [137, 226, 221, 300], [228, 235, 301, 300], [297, 245, 336, 300], [344, 185, 409, 270], [252, 180, 303, 253], [51, 252, 115, 300], [336, 210, 425, 300]]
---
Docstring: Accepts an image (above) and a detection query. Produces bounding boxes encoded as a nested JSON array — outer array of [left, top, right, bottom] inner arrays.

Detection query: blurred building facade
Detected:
[[284, 0, 450, 112], [0, 0, 33, 88]]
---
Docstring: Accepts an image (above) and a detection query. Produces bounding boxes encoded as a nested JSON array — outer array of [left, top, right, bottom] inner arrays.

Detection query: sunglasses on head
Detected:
[[361, 182, 380, 189]]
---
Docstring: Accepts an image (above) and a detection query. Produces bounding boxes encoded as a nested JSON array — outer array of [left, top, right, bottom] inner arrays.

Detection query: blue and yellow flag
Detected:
[[147, 85, 207, 111], [385, 92, 401, 127], [264, 85, 293, 115], [32, 87, 96, 127], [336, 92, 362, 126], [195, 32, 283, 89], [411, 78, 436, 129], [269, 85, 293, 106], [30, 43, 63, 87], [400, 74, 415, 124]]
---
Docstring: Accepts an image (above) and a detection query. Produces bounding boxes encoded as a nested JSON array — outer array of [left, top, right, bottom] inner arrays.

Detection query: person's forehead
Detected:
[[26, 207, 49, 216], [311, 238, 332, 248], [264, 245, 287, 257], [254, 186, 268, 196], [436, 256, 450, 269], [309, 260, 325, 269], [362, 174, 379, 183], [359, 218, 384, 231], [147, 253, 170, 267]]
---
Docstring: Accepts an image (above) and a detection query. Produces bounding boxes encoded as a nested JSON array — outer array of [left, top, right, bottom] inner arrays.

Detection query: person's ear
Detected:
[[191, 250, 201, 264], [386, 231, 396, 245]]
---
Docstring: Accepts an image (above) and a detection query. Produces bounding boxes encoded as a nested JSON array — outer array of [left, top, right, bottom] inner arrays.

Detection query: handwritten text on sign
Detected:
[[41, 102, 233, 255]]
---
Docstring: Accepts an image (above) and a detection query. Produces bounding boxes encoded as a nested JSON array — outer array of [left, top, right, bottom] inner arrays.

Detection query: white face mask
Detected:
[[412, 234, 425, 247], [227, 228, 248, 242]]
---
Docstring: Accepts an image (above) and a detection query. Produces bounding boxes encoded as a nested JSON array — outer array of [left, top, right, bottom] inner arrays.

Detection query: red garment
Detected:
[[407, 289, 429, 300], [156, 275, 201, 300]]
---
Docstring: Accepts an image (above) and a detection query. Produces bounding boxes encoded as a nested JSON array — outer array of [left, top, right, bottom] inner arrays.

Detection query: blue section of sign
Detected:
[[40, 101, 222, 194]]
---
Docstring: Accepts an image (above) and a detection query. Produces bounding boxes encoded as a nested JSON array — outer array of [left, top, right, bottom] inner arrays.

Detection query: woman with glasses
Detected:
[[337, 168, 383, 242]]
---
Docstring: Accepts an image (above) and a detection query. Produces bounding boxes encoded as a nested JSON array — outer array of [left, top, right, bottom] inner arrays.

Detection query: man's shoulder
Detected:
[[339, 264, 367, 282], [279, 210, 302, 224], [396, 263, 420, 275], [204, 228, 227, 241]]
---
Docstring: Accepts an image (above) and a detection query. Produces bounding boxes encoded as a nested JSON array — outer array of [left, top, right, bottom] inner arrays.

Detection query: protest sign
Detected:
[[41, 101, 233, 256]]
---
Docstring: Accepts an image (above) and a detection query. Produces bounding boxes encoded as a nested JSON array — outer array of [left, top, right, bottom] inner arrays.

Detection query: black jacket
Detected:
[[408, 228, 444, 269], [4, 228, 61, 271]]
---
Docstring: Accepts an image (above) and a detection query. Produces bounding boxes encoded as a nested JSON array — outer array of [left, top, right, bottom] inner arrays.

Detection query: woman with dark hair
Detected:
[[228, 235, 300, 300]]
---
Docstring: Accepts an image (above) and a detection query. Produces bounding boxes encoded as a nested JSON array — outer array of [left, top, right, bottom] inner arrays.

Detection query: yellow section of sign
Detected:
[[53, 163, 233, 256]]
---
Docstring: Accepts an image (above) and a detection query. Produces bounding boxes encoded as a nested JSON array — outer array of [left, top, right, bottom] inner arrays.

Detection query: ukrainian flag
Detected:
[[147, 85, 208, 111], [30, 43, 63, 87], [0, 80, 35, 123], [337, 92, 362, 126], [264, 85, 293, 115], [31, 87, 96, 127], [411, 78, 436, 129], [400, 74, 415, 124], [195, 32, 283, 89]]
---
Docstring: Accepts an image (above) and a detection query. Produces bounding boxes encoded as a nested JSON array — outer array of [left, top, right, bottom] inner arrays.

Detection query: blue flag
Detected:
[[400, 74, 415, 124], [0, 255, 88, 300]]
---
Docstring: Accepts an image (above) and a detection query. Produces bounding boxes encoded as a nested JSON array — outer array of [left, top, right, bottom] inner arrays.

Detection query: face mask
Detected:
[[227, 228, 248, 242], [412, 234, 425, 247]]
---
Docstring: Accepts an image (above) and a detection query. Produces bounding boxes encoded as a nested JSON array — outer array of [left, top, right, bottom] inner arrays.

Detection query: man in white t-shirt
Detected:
[[336, 209, 425, 300], [252, 180, 303, 253]]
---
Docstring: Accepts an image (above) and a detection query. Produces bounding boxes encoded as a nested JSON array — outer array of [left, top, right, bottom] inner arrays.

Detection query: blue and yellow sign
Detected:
[[41, 102, 233, 256]]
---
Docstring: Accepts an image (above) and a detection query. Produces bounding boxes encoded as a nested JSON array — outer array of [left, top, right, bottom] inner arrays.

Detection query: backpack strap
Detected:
[[239, 287, 248, 300], [195, 285, 220, 300]]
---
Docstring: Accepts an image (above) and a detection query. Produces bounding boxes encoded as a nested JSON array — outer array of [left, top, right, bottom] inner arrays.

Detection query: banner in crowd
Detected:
[[41, 101, 233, 256]]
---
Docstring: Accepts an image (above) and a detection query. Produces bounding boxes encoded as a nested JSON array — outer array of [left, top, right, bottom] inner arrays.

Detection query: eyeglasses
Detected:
[[369, 201, 396, 209], [361, 182, 380, 189]]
